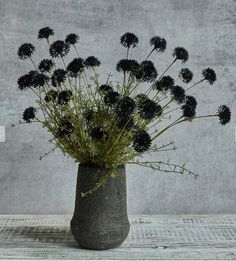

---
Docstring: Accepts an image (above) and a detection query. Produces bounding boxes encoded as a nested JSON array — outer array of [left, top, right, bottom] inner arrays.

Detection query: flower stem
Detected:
[[158, 58, 177, 80], [186, 79, 205, 92], [145, 48, 155, 61]]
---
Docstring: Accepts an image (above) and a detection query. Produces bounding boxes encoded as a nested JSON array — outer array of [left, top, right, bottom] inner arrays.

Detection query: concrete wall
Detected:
[[0, 0, 235, 214]]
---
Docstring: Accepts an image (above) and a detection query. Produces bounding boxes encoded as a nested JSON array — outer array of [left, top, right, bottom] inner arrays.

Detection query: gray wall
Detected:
[[0, 0, 235, 214]]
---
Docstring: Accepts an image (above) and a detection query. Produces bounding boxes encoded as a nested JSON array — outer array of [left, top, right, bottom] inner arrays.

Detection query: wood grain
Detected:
[[0, 215, 236, 259]]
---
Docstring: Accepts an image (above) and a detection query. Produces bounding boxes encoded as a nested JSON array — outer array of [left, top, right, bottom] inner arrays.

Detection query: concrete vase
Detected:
[[70, 164, 130, 250]]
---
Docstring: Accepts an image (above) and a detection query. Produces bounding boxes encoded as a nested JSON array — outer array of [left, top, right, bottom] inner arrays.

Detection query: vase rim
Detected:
[[79, 163, 125, 170]]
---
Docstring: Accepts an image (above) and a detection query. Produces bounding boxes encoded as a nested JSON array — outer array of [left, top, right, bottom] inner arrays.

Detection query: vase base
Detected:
[[70, 220, 130, 250]]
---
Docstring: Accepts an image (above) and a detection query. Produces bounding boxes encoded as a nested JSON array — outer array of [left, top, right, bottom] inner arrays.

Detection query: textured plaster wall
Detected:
[[0, 0, 235, 214]]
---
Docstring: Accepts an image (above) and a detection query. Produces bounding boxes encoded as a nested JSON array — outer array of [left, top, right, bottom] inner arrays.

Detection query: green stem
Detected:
[[126, 48, 129, 59], [74, 44, 80, 57], [151, 113, 218, 142], [145, 48, 155, 61], [186, 79, 205, 92], [158, 58, 177, 80]]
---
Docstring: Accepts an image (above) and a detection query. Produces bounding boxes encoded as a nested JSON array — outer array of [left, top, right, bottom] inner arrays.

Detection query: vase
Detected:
[[70, 164, 130, 250]]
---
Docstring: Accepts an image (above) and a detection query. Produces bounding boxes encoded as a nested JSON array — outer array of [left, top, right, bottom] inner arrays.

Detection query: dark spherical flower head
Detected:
[[185, 95, 197, 109], [179, 68, 193, 83], [120, 32, 138, 48], [99, 84, 113, 94], [90, 126, 108, 141], [116, 59, 139, 74], [23, 107, 36, 123], [139, 99, 162, 120], [57, 90, 72, 105], [51, 69, 67, 87], [17, 43, 35, 59], [170, 85, 186, 104], [104, 91, 120, 106], [135, 61, 158, 82], [18, 71, 45, 89], [65, 33, 79, 45], [38, 59, 54, 73], [44, 90, 58, 102], [181, 104, 196, 118], [217, 105, 231, 125], [32, 73, 49, 88], [115, 96, 136, 117], [28, 70, 38, 76], [67, 58, 84, 77], [83, 109, 95, 122], [38, 27, 54, 39], [202, 68, 216, 85], [150, 36, 167, 52], [135, 94, 149, 107], [173, 47, 189, 63], [128, 60, 139, 74], [17, 72, 35, 90], [116, 59, 129, 72], [57, 120, 74, 138], [133, 130, 151, 153], [154, 75, 174, 91], [84, 56, 101, 68], [49, 40, 70, 58]]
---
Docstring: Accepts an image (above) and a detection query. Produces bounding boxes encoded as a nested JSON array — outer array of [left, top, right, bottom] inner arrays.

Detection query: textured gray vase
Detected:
[[70, 164, 130, 250]]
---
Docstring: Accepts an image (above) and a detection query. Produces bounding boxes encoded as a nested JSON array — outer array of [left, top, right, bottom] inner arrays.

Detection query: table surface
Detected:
[[0, 215, 236, 260]]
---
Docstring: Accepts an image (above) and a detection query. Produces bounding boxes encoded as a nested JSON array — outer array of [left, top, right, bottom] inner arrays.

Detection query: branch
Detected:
[[128, 160, 199, 178]]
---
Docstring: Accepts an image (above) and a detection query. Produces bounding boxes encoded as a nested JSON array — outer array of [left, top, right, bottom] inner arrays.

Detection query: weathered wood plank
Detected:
[[0, 215, 236, 259]]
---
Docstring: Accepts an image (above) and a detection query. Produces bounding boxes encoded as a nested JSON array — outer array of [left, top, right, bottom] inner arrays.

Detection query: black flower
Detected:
[[135, 61, 158, 82], [115, 96, 136, 117], [44, 90, 58, 102], [99, 84, 113, 94], [181, 104, 196, 118], [179, 68, 193, 83], [38, 27, 54, 39], [17, 43, 35, 59], [138, 99, 162, 120], [38, 59, 54, 73], [49, 40, 70, 58], [104, 91, 120, 106], [57, 90, 72, 105], [173, 47, 189, 63], [154, 76, 174, 91], [67, 58, 84, 77], [117, 59, 130, 72], [116, 59, 139, 74], [217, 105, 231, 125], [57, 119, 74, 138], [90, 126, 108, 141], [170, 85, 186, 104], [135, 94, 149, 107], [84, 56, 101, 68], [202, 68, 216, 85], [185, 95, 197, 109], [133, 130, 151, 152], [65, 33, 79, 45], [150, 36, 167, 52], [17, 72, 36, 90], [51, 69, 67, 87], [83, 109, 95, 122], [32, 73, 49, 88], [120, 32, 138, 48], [23, 107, 36, 123]]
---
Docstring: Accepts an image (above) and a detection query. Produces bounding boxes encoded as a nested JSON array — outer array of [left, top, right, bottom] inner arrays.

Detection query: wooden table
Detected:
[[0, 215, 236, 260]]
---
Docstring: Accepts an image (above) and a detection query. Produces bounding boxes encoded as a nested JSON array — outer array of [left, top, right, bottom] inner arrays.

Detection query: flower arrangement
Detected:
[[14, 27, 231, 196]]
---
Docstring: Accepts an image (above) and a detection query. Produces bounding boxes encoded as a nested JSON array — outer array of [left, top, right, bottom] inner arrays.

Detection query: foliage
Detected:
[[14, 28, 231, 196]]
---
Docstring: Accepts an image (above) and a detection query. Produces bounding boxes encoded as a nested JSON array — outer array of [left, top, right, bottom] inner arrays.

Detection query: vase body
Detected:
[[70, 164, 130, 250]]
